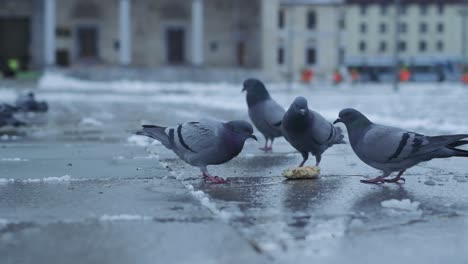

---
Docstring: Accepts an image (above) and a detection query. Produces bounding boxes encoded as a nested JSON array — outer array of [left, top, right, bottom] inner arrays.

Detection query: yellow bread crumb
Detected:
[[282, 166, 320, 179]]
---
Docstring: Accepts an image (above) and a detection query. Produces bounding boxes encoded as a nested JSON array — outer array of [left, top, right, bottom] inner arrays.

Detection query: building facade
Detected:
[[344, 0, 468, 66], [1, 0, 468, 81], [277, 0, 344, 79]]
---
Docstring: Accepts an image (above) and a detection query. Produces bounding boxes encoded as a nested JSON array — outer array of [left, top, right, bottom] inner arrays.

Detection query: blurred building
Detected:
[[344, 0, 468, 81], [1, 0, 467, 81], [277, 0, 344, 80]]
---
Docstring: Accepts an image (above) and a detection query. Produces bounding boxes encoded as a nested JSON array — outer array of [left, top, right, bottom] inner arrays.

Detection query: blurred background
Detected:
[[1, 0, 468, 84]]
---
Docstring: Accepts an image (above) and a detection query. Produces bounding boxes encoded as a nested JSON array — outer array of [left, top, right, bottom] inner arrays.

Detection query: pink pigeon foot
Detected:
[[259, 147, 273, 153], [202, 173, 230, 184], [360, 176, 385, 184]]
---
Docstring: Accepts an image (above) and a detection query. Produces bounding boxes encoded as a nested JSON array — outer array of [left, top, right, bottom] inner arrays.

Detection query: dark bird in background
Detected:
[[0, 104, 25, 127], [334, 108, 468, 184], [242, 78, 285, 152], [136, 119, 257, 184], [15, 92, 48, 113], [282, 96, 345, 167]]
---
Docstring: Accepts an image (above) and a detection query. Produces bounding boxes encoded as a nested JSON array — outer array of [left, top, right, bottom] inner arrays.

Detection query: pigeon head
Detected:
[[291, 96, 309, 117], [242, 79, 270, 107], [334, 108, 372, 128], [225, 120, 257, 142]]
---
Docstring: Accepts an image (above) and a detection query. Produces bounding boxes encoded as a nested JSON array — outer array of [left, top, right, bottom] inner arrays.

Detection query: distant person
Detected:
[[300, 68, 314, 84], [3, 58, 19, 79], [332, 69, 342, 85], [436, 65, 445, 82], [398, 66, 411, 82], [349, 68, 359, 84], [460, 67, 468, 85]]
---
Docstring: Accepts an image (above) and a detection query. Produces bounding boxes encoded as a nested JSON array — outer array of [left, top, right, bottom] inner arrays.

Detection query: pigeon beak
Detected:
[[250, 134, 258, 141], [333, 118, 342, 124], [299, 109, 306, 116], [242, 86, 246, 92]]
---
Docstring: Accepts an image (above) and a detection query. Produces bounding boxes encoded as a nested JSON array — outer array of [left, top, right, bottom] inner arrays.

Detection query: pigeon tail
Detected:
[[448, 139, 468, 157], [136, 125, 171, 148]]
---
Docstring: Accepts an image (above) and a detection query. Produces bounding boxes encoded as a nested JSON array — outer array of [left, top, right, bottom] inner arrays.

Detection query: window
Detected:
[[359, 41, 366, 52], [420, 5, 428, 15], [380, 23, 386, 33], [338, 18, 345, 30], [420, 23, 427, 33], [438, 4, 444, 15], [398, 41, 406, 52], [360, 23, 367, 33], [399, 6, 406, 15], [437, 23, 444, 33], [360, 5, 367, 15], [277, 47, 284, 65], [419, 41, 427, 52], [278, 10, 285, 29], [306, 48, 316, 65], [307, 11, 316, 29], [380, 5, 387, 15], [399, 23, 407, 33], [379, 41, 387, 52], [436, 41, 444, 51]]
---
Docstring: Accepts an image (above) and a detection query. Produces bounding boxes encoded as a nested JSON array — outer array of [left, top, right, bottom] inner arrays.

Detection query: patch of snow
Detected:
[[1, 158, 29, 162], [187, 185, 233, 221], [381, 199, 422, 216], [0, 218, 9, 228], [99, 214, 152, 221], [0, 175, 75, 184], [0, 135, 19, 141], [127, 134, 153, 147], [79, 117, 103, 127], [133, 154, 158, 160]]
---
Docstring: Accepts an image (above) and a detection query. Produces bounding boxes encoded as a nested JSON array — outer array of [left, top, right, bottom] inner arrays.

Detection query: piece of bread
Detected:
[[282, 166, 320, 179]]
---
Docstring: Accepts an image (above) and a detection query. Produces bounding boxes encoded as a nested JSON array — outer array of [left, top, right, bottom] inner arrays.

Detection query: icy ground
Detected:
[[0, 73, 467, 264]]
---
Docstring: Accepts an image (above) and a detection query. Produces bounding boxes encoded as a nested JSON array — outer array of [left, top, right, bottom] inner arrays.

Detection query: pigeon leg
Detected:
[[201, 168, 229, 184], [299, 152, 309, 167], [315, 154, 322, 167], [360, 172, 390, 184], [259, 137, 270, 152], [266, 138, 274, 152], [384, 170, 406, 183]]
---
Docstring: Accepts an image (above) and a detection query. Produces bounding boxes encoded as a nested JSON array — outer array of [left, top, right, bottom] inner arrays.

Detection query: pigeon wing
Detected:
[[172, 120, 218, 154], [359, 124, 468, 163]]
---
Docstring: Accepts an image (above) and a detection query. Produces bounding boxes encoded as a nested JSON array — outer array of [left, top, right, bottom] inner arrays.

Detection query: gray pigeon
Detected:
[[243, 79, 285, 152], [0, 104, 25, 127], [136, 119, 257, 183], [334, 108, 468, 184], [282, 96, 345, 167]]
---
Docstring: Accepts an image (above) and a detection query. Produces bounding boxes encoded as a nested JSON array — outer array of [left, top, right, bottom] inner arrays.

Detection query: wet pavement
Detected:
[[0, 78, 467, 263]]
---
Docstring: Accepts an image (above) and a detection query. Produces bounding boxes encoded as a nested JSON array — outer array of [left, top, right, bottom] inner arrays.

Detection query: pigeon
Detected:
[[242, 78, 285, 152], [334, 108, 468, 184], [15, 92, 48, 112], [136, 119, 257, 183], [282, 96, 345, 167], [0, 104, 25, 127]]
